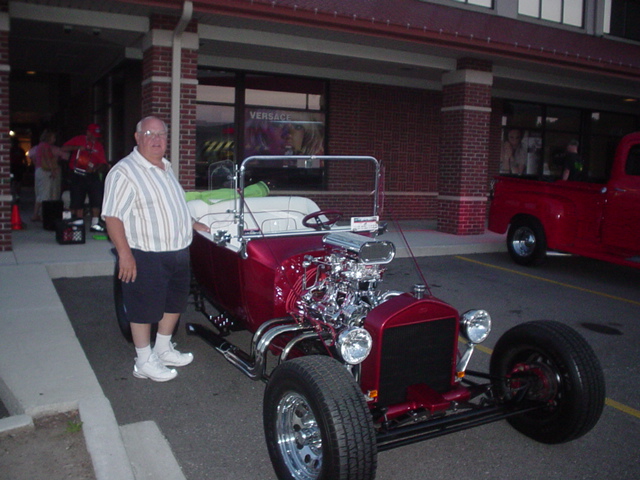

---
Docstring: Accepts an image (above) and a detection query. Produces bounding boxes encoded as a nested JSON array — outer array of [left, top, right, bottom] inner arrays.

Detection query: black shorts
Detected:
[[70, 171, 104, 210], [121, 248, 191, 324]]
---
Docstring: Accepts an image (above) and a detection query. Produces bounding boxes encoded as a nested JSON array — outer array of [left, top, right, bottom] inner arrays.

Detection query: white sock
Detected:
[[135, 345, 152, 365], [91, 217, 99, 226], [154, 333, 173, 354]]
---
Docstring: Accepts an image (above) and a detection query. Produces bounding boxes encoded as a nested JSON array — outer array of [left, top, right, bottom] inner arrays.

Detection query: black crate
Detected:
[[55, 219, 86, 245], [43, 200, 64, 231]]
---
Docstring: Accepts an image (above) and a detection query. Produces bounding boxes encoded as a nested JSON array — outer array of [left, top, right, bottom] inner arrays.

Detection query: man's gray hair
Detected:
[[136, 116, 168, 133]]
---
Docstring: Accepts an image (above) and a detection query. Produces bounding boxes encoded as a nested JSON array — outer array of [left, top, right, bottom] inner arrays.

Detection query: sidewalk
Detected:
[[0, 196, 505, 479], [0, 200, 185, 480]]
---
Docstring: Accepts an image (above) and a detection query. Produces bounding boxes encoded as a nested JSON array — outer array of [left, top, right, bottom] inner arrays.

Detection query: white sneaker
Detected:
[[154, 343, 194, 368], [133, 352, 178, 382]]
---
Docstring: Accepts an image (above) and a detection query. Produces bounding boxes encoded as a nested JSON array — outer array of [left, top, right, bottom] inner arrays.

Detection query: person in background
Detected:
[[28, 130, 68, 222], [10, 136, 27, 202], [102, 116, 210, 382], [62, 124, 108, 231], [562, 139, 584, 181]]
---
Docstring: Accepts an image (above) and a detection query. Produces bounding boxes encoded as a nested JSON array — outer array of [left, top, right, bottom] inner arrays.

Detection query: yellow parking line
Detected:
[[455, 256, 640, 307], [605, 398, 640, 419], [455, 256, 640, 420]]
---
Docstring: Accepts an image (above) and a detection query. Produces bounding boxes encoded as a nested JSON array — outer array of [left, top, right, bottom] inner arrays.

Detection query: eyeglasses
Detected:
[[141, 130, 168, 139]]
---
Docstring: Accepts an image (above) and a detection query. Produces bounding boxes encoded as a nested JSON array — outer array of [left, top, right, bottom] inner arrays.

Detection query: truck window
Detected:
[[626, 145, 640, 176]]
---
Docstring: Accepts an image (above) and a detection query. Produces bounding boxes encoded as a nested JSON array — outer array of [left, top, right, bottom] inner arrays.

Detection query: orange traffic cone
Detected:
[[11, 203, 24, 230]]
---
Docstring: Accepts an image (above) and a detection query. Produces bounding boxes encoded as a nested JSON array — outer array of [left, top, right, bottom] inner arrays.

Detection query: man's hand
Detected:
[[193, 221, 210, 233], [117, 251, 137, 283], [104, 216, 137, 282]]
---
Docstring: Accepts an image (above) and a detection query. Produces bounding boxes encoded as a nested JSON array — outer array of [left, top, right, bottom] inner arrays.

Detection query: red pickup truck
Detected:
[[488, 132, 640, 269]]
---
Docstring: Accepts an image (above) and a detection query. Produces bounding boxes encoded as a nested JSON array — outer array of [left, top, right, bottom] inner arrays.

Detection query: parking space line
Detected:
[[455, 256, 640, 420], [455, 256, 640, 307], [605, 398, 640, 419]]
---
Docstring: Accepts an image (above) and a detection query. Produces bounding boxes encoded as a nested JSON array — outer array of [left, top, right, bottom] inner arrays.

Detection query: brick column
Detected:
[[141, 15, 198, 189], [0, 2, 10, 251], [437, 59, 492, 235]]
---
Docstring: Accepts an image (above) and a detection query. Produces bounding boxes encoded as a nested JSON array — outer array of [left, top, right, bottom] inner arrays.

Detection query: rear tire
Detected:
[[507, 217, 547, 266], [490, 320, 605, 444], [263, 356, 377, 480], [113, 263, 133, 343]]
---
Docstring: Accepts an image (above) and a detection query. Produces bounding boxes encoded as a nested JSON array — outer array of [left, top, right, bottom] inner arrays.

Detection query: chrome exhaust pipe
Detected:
[[186, 321, 311, 381]]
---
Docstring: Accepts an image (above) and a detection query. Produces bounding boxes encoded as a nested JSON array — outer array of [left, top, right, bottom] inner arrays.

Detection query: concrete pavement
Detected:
[[0, 197, 505, 480]]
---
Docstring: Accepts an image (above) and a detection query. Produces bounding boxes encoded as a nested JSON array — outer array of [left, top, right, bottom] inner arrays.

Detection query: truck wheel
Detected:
[[263, 356, 377, 480], [507, 217, 547, 266], [490, 320, 605, 444]]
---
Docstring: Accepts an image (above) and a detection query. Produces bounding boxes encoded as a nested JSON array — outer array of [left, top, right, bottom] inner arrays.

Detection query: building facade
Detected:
[[1, 0, 638, 250]]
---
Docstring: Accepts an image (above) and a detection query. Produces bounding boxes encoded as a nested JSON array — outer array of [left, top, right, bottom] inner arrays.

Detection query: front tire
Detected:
[[507, 217, 547, 266], [490, 320, 605, 444], [263, 356, 377, 480]]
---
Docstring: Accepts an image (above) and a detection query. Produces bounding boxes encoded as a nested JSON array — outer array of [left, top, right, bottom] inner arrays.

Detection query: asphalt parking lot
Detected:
[[54, 251, 640, 480]]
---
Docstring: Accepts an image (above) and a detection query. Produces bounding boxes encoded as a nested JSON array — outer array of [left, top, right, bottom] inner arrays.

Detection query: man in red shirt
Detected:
[[63, 124, 109, 231]]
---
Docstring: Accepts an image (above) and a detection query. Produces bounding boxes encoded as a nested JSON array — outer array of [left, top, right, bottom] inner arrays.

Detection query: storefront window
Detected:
[[502, 100, 638, 181], [195, 74, 237, 189], [503, 101, 543, 129], [590, 111, 636, 136], [589, 111, 637, 180], [196, 70, 327, 190], [546, 106, 581, 131]]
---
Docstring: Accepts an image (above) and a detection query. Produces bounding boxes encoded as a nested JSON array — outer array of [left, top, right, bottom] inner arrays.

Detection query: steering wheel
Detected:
[[302, 210, 343, 230]]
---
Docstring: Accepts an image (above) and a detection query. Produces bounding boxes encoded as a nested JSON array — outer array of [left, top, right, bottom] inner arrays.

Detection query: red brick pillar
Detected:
[[437, 58, 492, 235], [0, 2, 10, 251], [141, 14, 198, 189]]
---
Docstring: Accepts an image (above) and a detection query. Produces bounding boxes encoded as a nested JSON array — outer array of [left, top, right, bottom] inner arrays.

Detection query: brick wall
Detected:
[[327, 80, 441, 221], [178, 48, 197, 191], [141, 45, 172, 122], [437, 59, 492, 235], [142, 14, 197, 190]]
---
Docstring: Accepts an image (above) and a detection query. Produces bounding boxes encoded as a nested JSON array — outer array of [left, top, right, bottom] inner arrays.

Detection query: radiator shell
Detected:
[[361, 294, 460, 407]]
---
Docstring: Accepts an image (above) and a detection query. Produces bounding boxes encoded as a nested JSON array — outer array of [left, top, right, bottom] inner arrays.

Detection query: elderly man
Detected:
[[102, 116, 209, 382]]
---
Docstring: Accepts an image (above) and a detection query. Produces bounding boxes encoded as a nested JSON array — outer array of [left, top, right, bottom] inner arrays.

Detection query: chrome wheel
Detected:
[[264, 356, 377, 480], [507, 218, 547, 266], [276, 392, 322, 480], [511, 225, 536, 257]]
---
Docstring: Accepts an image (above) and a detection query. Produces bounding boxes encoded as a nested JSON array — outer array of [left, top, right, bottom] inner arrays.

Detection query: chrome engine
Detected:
[[295, 232, 399, 331]]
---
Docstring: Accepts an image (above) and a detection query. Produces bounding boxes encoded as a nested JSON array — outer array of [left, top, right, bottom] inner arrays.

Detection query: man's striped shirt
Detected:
[[102, 147, 192, 252]]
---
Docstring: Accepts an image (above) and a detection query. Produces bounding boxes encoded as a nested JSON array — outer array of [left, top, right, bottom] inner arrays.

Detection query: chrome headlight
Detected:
[[337, 327, 372, 365], [460, 309, 491, 344]]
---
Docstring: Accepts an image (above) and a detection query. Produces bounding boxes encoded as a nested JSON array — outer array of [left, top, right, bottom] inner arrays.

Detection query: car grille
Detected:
[[377, 318, 457, 405]]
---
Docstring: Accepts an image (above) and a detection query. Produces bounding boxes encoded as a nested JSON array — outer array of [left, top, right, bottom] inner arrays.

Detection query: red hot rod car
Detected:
[[148, 156, 606, 480]]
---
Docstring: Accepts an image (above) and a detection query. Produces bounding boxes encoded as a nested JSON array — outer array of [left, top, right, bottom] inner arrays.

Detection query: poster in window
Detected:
[[501, 128, 542, 175], [244, 108, 325, 158]]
